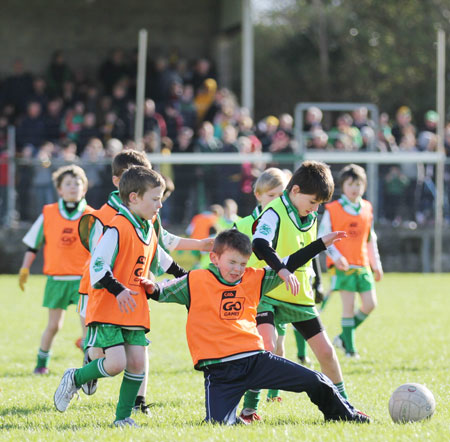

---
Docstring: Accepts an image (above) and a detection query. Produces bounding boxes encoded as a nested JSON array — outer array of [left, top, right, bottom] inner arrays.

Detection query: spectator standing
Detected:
[[46, 50, 72, 98], [98, 48, 129, 95], [192, 121, 222, 209], [172, 127, 195, 223], [16, 101, 46, 151], [0, 59, 34, 115], [391, 106, 415, 146]]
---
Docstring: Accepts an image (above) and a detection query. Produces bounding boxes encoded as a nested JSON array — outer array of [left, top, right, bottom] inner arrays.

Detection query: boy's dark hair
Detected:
[[119, 166, 165, 205], [52, 164, 88, 191], [161, 174, 175, 202], [286, 160, 334, 202], [339, 164, 367, 190], [212, 229, 252, 257], [112, 149, 152, 178]]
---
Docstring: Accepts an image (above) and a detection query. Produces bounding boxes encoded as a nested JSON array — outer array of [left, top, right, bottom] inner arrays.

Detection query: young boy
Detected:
[[241, 161, 349, 422], [54, 166, 165, 427], [319, 164, 383, 358], [77, 150, 212, 411], [140, 229, 370, 425], [19, 164, 93, 374], [236, 167, 320, 407]]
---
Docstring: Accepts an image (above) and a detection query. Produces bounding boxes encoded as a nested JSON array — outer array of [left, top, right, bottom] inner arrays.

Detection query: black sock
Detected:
[[135, 395, 145, 406]]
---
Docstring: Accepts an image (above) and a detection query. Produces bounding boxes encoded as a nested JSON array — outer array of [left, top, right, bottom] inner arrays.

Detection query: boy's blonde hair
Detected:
[[338, 164, 367, 190], [52, 164, 88, 191], [112, 149, 152, 178], [254, 167, 288, 195], [286, 160, 334, 202], [119, 166, 165, 206]]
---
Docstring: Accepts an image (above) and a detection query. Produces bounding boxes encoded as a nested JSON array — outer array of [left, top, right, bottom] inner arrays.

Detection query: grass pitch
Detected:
[[0, 273, 449, 441]]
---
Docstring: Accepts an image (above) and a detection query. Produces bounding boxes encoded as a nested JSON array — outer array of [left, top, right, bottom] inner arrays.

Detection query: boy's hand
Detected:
[[335, 256, 349, 271], [278, 268, 300, 295], [199, 238, 215, 252], [321, 231, 347, 248], [139, 277, 156, 294], [18, 268, 30, 291], [116, 289, 138, 314], [373, 268, 383, 282]]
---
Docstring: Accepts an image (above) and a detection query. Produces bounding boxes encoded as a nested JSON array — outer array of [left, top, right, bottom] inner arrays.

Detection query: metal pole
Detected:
[[6, 126, 16, 227], [134, 29, 148, 148], [241, 0, 254, 117], [434, 29, 445, 273]]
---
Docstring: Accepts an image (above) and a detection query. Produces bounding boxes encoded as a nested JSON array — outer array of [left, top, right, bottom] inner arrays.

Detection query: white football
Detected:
[[389, 383, 435, 423]]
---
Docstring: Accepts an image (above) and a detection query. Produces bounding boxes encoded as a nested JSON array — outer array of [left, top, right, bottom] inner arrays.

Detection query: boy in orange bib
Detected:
[[19, 164, 93, 375], [54, 166, 165, 428], [140, 229, 371, 425], [319, 164, 383, 358]]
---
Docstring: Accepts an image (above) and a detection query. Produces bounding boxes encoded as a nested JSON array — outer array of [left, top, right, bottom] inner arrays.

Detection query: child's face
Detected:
[[57, 174, 86, 202], [342, 178, 365, 202], [130, 186, 164, 220], [210, 248, 250, 284], [256, 184, 285, 210], [289, 185, 321, 217]]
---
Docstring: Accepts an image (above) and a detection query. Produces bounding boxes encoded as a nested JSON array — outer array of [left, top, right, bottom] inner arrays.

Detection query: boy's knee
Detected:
[[105, 359, 126, 376], [47, 322, 62, 335], [316, 343, 335, 363]]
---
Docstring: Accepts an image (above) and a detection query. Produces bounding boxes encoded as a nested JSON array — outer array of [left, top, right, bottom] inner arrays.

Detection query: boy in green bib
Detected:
[[240, 160, 348, 423]]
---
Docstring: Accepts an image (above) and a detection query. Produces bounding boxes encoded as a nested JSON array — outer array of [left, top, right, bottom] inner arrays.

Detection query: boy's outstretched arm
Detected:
[[140, 275, 190, 307], [284, 231, 347, 273]]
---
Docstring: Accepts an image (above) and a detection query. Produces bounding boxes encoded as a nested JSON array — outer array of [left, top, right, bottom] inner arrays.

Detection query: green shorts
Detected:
[[43, 277, 81, 310], [85, 324, 149, 349], [331, 267, 375, 293], [257, 296, 318, 325]]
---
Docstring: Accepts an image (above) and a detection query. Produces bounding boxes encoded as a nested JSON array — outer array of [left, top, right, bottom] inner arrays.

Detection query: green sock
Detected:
[[36, 349, 50, 368], [341, 317, 356, 353], [293, 328, 307, 358], [116, 370, 145, 421], [74, 357, 110, 387], [242, 389, 261, 412], [267, 389, 280, 399], [354, 309, 368, 328], [334, 381, 348, 399]]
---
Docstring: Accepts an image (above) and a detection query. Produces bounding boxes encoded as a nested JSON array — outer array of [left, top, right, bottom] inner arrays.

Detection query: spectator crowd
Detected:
[[0, 49, 449, 227]]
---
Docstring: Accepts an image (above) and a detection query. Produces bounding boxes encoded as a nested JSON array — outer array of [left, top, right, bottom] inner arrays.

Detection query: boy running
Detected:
[[54, 166, 164, 427], [19, 164, 93, 374], [319, 164, 383, 358], [140, 229, 370, 425], [240, 161, 349, 422]]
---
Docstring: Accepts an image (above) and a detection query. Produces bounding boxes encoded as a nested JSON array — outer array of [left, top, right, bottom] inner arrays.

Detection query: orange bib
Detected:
[[79, 202, 119, 295], [85, 214, 158, 330], [325, 199, 373, 267], [186, 268, 266, 368], [42, 203, 93, 276]]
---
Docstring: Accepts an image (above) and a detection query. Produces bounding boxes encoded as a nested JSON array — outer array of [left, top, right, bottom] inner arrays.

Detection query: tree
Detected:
[[254, 0, 450, 124]]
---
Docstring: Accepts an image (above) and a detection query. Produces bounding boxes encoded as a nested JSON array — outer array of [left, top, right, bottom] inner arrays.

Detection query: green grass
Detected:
[[0, 273, 449, 441]]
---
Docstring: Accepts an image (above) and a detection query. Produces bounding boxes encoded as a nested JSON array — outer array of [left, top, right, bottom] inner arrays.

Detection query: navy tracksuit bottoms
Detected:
[[201, 351, 356, 425]]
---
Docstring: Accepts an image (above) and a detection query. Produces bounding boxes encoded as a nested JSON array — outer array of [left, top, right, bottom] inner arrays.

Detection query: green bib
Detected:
[[250, 196, 316, 306]]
